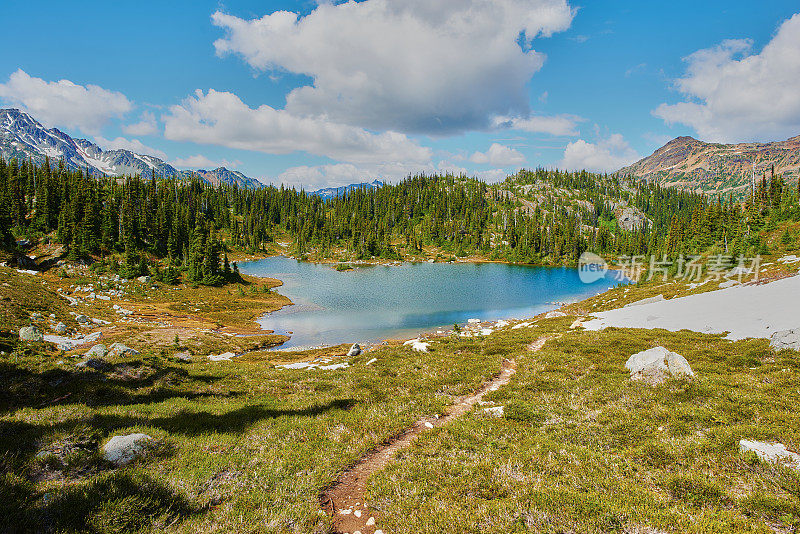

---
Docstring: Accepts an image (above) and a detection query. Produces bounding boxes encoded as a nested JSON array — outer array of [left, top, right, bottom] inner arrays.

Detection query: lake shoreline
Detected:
[[239, 256, 625, 351]]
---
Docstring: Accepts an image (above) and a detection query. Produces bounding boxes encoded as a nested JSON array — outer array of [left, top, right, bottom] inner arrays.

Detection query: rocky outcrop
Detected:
[[615, 206, 651, 231], [618, 134, 800, 198], [625, 347, 694, 385], [347, 343, 362, 357]]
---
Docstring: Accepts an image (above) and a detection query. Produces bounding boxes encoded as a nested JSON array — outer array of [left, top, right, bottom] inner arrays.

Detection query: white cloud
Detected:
[[654, 13, 800, 142], [559, 133, 639, 172], [470, 143, 526, 166], [475, 168, 509, 183], [212, 0, 574, 134], [0, 69, 132, 134], [276, 159, 508, 191], [163, 89, 432, 165], [277, 161, 434, 191], [172, 154, 241, 169], [122, 111, 159, 136], [492, 114, 581, 136], [94, 136, 167, 160]]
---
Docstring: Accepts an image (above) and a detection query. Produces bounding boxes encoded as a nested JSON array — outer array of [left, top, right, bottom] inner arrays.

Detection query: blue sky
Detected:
[[2, 1, 799, 189]]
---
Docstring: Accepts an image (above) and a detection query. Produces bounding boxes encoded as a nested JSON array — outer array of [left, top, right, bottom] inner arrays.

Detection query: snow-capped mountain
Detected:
[[309, 180, 384, 199], [0, 108, 263, 188]]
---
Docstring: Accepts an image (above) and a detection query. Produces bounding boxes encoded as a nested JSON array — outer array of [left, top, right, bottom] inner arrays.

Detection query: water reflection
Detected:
[[238, 257, 622, 349]]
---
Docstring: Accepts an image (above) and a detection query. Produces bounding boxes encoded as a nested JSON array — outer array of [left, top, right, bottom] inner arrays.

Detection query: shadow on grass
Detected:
[[0, 399, 356, 474], [0, 470, 201, 534], [95, 398, 358, 436], [0, 360, 222, 415]]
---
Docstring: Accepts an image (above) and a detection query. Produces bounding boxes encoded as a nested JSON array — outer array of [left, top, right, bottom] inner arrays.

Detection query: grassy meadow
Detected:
[[1, 244, 799, 533]]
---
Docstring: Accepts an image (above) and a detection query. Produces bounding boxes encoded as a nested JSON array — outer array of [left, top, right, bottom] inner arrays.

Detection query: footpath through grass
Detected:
[[0, 333, 502, 533], [369, 320, 800, 534]]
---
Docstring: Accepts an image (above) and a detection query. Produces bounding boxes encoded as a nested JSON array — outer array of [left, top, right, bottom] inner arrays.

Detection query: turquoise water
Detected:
[[238, 257, 623, 349]]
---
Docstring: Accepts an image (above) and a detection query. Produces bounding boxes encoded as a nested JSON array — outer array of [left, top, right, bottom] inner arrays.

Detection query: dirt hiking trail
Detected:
[[322, 356, 522, 534]]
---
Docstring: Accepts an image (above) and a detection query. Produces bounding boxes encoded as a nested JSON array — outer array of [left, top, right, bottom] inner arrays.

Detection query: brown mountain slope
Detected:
[[618, 135, 800, 197]]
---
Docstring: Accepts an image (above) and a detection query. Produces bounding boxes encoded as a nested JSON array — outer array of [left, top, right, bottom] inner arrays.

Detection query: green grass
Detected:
[[0, 332, 505, 533], [3, 256, 800, 532], [367, 325, 800, 533]]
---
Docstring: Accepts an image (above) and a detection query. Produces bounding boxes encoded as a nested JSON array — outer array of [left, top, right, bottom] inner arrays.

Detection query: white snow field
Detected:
[[582, 275, 800, 340]]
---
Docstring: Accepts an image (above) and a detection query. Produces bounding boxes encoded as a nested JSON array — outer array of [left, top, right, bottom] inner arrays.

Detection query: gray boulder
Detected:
[[544, 310, 566, 319], [75, 358, 110, 371], [347, 343, 362, 357], [102, 433, 153, 466], [54, 322, 68, 334], [109, 343, 140, 356], [75, 314, 89, 324], [137, 275, 152, 284], [19, 326, 43, 342], [740, 439, 800, 470], [625, 346, 694, 385], [85, 344, 107, 359], [770, 329, 800, 352], [174, 351, 192, 362]]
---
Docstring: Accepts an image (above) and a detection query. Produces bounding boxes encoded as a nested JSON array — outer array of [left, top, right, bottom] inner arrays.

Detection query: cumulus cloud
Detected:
[[492, 114, 581, 136], [654, 13, 800, 142], [559, 134, 639, 172], [470, 143, 526, 166], [212, 0, 574, 134], [122, 111, 159, 136], [162, 89, 431, 165], [172, 154, 241, 169], [94, 136, 167, 160], [0, 69, 132, 134]]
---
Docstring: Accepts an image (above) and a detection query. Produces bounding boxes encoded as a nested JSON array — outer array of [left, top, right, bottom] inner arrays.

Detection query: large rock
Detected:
[[347, 343, 362, 357], [75, 314, 89, 324], [102, 433, 153, 466], [85, 344, 107, 359], [109, 343, 140, 356], [54, 322, 68, 334], [625, 346, 694, 385], [75, 358, 110, 371], [739, 440, 800, 470], [403, 339, 430, 353], [544, 310, 566, 319], [770, 329, 800, 351], [19, 326, 43, 342], [137, 275, 152, 284]]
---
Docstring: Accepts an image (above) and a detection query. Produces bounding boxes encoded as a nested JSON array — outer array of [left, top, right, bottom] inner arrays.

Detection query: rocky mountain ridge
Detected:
[[0, 108, 263, 189], [618, 135, 800, 197]]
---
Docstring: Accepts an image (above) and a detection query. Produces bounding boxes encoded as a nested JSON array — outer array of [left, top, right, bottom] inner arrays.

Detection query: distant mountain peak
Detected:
[[309, 180, 385, 199], [619, 133, 800, 197], [0, 108, 263, 189]]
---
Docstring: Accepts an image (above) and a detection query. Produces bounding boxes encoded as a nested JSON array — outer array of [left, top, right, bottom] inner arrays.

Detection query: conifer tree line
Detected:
[[0, 157, 798, 282]]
